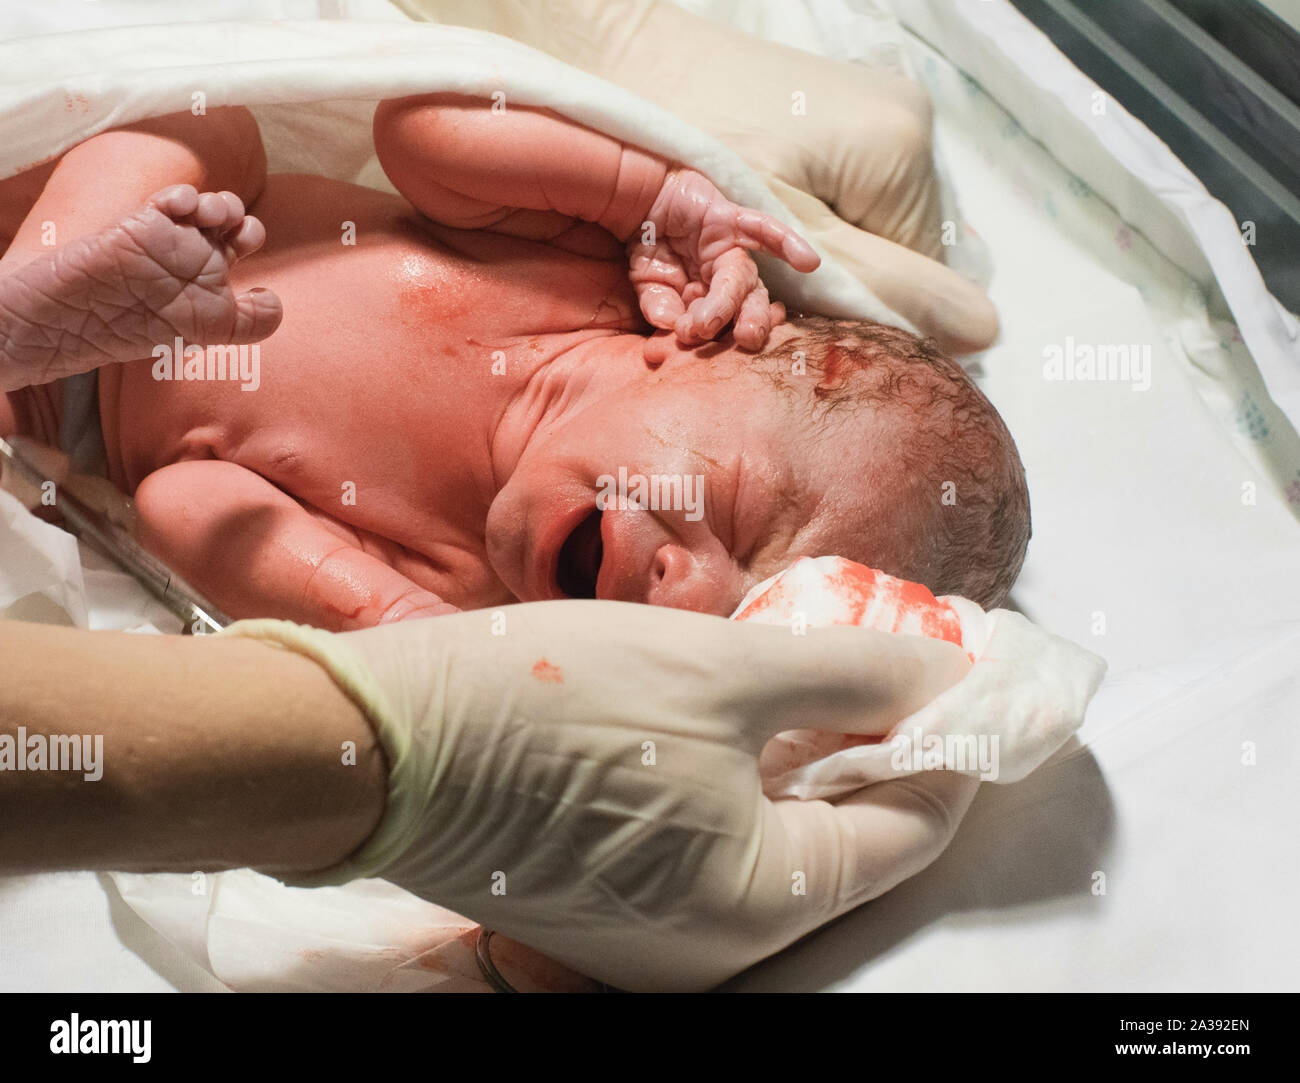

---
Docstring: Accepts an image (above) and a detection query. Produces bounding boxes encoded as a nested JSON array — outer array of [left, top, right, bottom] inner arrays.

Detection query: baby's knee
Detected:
[[111, 106, 267, 203]]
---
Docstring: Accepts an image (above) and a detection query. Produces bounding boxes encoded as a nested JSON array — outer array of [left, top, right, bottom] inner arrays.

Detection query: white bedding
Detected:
[[1, 0, 1297, 993]]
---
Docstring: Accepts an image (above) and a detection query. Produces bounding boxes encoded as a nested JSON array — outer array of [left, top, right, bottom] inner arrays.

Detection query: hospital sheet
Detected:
[[0, 0, 1297, 993]]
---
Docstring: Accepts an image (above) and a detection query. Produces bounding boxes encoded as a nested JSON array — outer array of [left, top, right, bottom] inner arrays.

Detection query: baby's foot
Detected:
[[0, 185, 281, 389]]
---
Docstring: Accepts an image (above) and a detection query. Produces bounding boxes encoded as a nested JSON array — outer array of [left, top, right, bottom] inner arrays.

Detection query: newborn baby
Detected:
[[0, 100, 1028, 629]]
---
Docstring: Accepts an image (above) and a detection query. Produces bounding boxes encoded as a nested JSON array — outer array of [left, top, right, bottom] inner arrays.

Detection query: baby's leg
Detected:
[[0, 184, 280, 391], [0, 109, 280, 392], [134, 460, 460, 630], [0, 108, 266, 274]]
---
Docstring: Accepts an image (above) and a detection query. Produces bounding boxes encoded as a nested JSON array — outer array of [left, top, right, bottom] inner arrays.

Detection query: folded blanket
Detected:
[[0, 18, 908, 331]]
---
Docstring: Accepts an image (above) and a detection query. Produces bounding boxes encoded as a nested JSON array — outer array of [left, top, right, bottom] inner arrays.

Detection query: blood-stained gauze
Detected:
[[731, 555, 990, 801]]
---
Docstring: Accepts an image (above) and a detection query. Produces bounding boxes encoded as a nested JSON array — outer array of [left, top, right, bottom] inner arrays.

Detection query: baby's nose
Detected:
[[646, 543, 734, 615]]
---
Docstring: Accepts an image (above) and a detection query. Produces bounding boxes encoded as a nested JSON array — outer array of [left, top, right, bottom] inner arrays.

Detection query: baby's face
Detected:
[[486, 351, 898, 616]]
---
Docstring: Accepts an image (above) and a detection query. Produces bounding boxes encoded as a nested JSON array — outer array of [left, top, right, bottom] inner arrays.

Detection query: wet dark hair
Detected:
[[758, 316, 1030, 607]]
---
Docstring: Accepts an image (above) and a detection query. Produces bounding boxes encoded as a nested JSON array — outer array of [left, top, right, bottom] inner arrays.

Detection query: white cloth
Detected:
[[0, 18, 906, 333], [733, 557, 1105, 799]]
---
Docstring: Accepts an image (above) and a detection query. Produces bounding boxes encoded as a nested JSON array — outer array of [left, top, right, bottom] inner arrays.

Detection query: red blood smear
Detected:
[[736, 558, 963, 645], [734, 587, 777, 620], [531, 658, 564, 683], [825, 561, 879, 626]]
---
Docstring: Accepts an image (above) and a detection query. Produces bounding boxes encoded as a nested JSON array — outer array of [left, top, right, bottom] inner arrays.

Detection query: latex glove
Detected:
[[224, 600, 978, 992], [395, 0, 998, 354]]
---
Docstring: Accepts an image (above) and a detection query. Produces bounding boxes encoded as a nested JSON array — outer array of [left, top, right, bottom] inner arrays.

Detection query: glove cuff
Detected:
[[219, 618, 414, 889]]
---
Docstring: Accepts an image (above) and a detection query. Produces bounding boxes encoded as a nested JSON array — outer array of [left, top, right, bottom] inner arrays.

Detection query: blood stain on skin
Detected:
[[531, 658, 564, 683], [814, 344, 852, 397]]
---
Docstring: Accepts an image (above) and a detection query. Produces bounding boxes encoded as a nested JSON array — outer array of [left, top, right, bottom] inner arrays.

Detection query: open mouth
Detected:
[[555, 508, 603, 599]]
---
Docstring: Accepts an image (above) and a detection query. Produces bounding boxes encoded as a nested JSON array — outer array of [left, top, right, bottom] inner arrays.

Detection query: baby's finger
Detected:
[[734, 206, 821, 273], [732, 284, 774, 352], [227, 287, 284, 345], [681, 281, 707, 306], [636, 282, 686, 330], [676, 248, 756, 343]]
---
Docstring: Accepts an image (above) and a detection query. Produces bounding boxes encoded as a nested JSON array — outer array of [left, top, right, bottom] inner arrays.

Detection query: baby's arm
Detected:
[[134, 461, 459, 631], [373, 94, 818, 349]]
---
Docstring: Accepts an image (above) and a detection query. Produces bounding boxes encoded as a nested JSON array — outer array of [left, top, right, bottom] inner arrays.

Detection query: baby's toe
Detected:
[[149, 184, 199, 219], [215, 191, 246, 228], [225, 214, 267, 260], [192, 190, 242, 229]]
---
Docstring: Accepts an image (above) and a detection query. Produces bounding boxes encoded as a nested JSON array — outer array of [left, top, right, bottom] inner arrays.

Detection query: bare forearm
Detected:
[[0, 622, 385, 876]]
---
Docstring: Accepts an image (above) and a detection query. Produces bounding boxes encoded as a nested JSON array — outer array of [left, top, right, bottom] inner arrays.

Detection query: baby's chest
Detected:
[[366, 225, 643, 337]]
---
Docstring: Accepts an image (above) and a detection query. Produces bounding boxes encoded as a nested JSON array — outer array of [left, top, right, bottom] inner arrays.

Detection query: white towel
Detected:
[[734, 556, 1107, 799]]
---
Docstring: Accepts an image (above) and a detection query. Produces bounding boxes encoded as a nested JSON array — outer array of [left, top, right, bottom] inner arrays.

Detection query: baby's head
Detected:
[[747, 316, 1030, 607], [487, 316, 1029, 615]]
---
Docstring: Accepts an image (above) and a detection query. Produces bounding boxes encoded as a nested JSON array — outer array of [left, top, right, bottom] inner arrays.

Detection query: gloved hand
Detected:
[[396, 0, 998, 354], [224, 600, 980, 991]]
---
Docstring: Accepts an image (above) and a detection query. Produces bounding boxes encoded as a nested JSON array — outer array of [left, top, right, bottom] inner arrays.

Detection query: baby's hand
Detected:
[[627, 168, 819, 351]]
